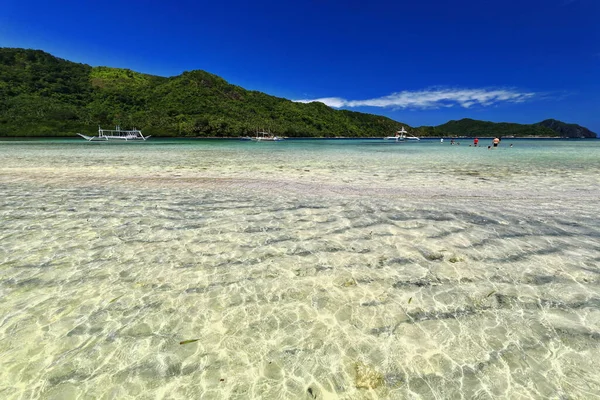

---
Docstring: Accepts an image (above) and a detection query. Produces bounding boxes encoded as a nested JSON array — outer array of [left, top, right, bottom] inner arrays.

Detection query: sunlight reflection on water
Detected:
[[1, 139, 599, 399]]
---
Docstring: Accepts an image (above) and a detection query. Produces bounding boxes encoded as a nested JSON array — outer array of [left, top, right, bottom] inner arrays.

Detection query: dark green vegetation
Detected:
[[418, 119, 555, 137], [0, 48, 400, 137], [536, 119, 596, 138], [1, 48, 596, 138], [416, 118, 596, 138]]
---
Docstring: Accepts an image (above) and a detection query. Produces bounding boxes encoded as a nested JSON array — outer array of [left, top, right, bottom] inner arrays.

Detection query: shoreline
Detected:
[[0, 135, 592, 141]]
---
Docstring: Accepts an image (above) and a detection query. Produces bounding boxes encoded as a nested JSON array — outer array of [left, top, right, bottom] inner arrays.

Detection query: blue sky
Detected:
[[1, 0, 599, 133]]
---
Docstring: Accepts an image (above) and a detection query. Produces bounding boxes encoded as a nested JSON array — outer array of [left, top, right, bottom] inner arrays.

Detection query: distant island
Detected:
[[0, 48, 597, 138]]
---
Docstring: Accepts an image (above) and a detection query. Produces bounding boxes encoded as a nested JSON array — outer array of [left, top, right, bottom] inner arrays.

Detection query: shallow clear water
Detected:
[[1, 138, 599, 399]]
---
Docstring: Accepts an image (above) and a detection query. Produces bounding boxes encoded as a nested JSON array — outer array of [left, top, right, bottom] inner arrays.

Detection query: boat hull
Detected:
[[250, 137, 283, 141], [77, 133, 150, 141], [385, 126, 420, 141]]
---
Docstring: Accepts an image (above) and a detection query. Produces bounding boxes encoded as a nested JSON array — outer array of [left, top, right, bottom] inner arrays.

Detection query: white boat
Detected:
[[385, 126, 420, 141], [250, 129, 283, 142], [77, 126, 151, 141]]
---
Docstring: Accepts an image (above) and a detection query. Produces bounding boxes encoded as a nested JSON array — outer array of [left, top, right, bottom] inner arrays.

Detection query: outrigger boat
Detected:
[[250, 129, 283, 142], [77, 126, 151, 141], [385, 126, 420, 141]]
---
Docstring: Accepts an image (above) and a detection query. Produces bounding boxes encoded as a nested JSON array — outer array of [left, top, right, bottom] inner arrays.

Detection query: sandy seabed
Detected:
[[1, 139, 599, 399]]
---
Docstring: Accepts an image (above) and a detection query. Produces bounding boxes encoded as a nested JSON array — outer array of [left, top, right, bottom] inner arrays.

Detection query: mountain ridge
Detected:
[[0, 48, 596, 138]]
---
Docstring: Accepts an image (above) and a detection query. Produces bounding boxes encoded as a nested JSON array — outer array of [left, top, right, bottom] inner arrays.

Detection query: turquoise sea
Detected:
[[1, 138, 599, 399]]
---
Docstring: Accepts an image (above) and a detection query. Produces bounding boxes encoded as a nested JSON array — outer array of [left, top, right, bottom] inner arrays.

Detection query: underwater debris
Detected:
[[179, 339, 200, 345], [343, 279, 357, 287], [354, 362, 384, 389]]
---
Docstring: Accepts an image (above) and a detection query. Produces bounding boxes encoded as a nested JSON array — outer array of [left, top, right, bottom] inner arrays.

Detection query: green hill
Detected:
[[430, 118, 558, 137], [0, 48, 402, 137], [0, 48, 596, 138], [426, 118, 596, 138], [535, 119, 596, 138]]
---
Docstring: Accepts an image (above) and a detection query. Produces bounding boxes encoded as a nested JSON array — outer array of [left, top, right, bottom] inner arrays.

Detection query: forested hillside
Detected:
[[536, 119, 596, 138], [0, 48, 402, 137], [0, 48, 596, 138], [426, 118, 558, 137]]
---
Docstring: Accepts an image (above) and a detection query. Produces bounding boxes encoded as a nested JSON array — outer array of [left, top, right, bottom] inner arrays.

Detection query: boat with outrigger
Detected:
[[77, 126, 151, 141], [250, 128, 284, 142], [384, 126, 420, 142]]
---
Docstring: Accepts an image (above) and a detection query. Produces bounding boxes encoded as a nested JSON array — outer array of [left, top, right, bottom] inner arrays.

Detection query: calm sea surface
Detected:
[[1, 138, 599, 399]]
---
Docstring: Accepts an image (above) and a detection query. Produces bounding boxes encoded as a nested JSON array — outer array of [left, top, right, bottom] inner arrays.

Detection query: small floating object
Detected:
[[408, 297, 413, 304], [179, 339, 200, 345], [486, 290, 496, 298]]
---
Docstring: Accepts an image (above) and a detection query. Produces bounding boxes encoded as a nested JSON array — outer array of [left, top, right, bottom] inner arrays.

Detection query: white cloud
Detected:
[[294, 97, 347, 108], [294, 87, 536, 110]]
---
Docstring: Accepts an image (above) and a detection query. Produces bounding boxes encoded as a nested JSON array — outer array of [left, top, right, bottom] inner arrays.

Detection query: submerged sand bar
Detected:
[[1, 138, 599, 399]]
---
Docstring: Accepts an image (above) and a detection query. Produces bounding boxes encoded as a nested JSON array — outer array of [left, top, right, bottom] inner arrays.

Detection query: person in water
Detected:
[[474, 137, 479, 147], [493, 137, 500, 147]]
